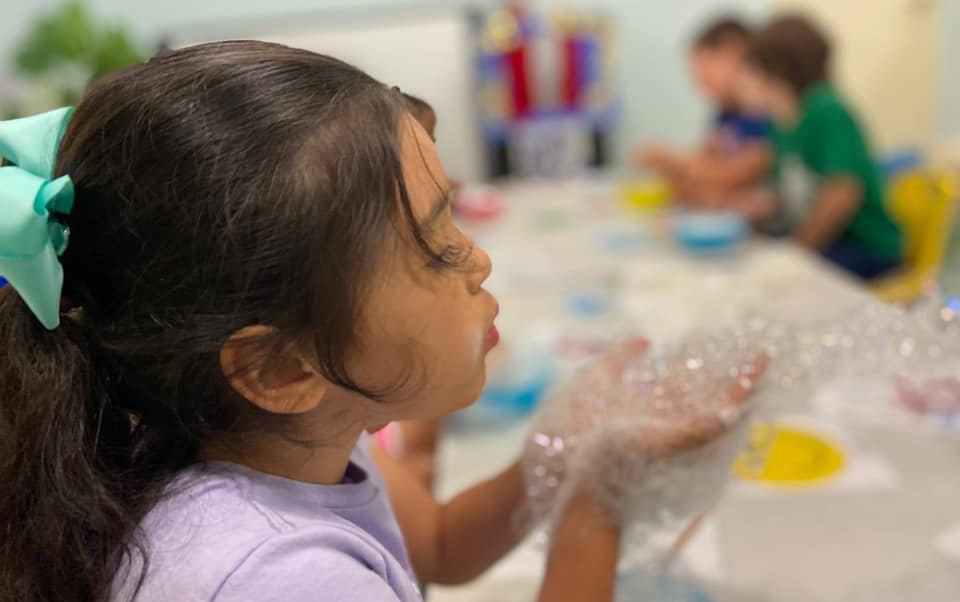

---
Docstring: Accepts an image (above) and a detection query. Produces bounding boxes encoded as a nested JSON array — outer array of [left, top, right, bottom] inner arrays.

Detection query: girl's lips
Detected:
[[486, 324, 500, 347]]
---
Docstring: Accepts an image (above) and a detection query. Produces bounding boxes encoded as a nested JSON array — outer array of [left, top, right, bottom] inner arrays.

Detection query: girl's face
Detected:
[[347, 114, 498, 422]]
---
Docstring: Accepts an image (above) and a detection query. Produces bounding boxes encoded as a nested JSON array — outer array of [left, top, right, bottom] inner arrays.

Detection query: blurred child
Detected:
[[735, 16, 902, 279], [637, 17, 771, 203], [0, 41, 759, 602]]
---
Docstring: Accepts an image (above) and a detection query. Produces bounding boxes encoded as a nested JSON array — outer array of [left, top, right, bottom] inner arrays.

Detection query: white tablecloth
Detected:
[[428, 178, 960, 602]]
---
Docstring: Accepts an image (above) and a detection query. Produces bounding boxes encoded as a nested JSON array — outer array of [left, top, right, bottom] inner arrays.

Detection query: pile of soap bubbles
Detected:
[[522, 332, 762, 559], [743, 294, 960, 411], [522, 293, 960, 564]]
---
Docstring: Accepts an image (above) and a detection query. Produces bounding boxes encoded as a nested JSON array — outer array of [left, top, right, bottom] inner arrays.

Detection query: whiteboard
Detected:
[[169, 7, 482, 182]]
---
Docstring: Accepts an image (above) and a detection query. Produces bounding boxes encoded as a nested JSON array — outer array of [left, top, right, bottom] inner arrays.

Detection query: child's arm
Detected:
[[793, 176, 862, 249], [535, 492, 620, 602], [701, 186, 777, 221], [634, 145, 683, 174], [373, 447, 622, 600], [792, 105, 871, 250], [682, 141, 771, 195], [395, 418, 442, 488], [371, 445, 528, 585]]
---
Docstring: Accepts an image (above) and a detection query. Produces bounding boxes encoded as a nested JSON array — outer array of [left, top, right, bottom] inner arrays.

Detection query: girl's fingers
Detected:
[[723, 352, 768, 408], [619, 352, 768, 455], [589, 336, 650, 382]]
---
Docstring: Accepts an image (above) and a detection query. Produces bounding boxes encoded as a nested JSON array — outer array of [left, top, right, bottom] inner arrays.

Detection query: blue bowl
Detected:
[[672, 211, 747, 254], [478, 354, 554, 417], [450, 345, 555, 430], [479, 375, 553, 416]]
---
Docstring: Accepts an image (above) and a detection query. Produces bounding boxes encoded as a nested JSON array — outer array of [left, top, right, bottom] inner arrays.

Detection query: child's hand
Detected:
[[635, 146, 680, 174], [575, 337, 650, 389], [681, 155, 713, 183], [524, 339, 766, 528], [578, 351, 764, 521]]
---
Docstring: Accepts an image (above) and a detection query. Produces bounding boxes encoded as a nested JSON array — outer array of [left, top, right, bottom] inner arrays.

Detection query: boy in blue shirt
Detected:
[[638, 17, 772, 203]]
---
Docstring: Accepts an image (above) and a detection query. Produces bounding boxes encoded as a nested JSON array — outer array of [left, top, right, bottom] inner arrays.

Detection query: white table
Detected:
[[428, 178, 960, 602]]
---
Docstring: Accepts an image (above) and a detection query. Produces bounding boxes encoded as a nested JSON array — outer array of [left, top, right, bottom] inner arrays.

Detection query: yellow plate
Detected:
[[735, 423, 845, 486]]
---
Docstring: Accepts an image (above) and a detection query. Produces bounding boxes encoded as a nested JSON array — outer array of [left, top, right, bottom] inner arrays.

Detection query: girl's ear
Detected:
[[219, 325, 327, 415]]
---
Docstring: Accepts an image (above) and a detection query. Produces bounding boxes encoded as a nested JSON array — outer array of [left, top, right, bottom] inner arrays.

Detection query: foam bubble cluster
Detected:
[[523, 333, 762, 530], [522, 294, 960, 550]]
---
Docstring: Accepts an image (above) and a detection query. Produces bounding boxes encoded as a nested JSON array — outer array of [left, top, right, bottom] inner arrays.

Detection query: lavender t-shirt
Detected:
[[112, 434, 422, 602]]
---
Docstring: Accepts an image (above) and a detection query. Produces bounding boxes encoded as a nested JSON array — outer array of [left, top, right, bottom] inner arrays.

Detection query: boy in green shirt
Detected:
[[735, 16, 902, 279]]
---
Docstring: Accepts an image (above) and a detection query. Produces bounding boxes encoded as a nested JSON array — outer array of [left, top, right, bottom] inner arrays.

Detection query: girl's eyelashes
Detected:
[[427, 239, 474, 270], [428, 244, 463, 269]]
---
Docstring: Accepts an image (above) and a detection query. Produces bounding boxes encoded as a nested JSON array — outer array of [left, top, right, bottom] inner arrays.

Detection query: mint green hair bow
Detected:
[[0, 107, 76, 329]]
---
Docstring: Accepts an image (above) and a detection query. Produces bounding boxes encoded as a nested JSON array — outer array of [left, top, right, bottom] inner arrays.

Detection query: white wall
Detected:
[[943, 0, 960, 139], [2, 0, 493, 181], [11, 0, 960, 154], [170, 7, 484, 182], [0, 0, 424, 62], [3, 0, 772, 170]]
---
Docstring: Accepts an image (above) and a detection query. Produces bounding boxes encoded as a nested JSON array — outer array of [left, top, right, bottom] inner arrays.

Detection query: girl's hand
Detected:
[[531, 339, 765, 602], [524, 338, 767, 527]]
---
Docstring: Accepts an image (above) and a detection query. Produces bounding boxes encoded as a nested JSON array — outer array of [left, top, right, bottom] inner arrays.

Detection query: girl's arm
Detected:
[[793, 176, 862, 249], [372, 446, 622, 601], [395, 418, 442, 488], [371, 445, 527, 585], [535, 492, 620, 602]]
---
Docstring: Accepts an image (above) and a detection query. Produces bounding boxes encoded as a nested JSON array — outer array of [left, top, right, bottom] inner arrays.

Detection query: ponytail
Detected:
[[0, 289, 156, 601]]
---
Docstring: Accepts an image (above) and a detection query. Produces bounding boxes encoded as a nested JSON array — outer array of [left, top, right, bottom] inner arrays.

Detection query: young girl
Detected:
[[0, 41, 758, 602], [735, 16, 902, 279]]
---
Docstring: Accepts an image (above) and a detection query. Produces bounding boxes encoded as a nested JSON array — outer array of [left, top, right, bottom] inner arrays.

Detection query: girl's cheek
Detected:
[[444, 319, 484, 363], [471, 326, 486, 361]]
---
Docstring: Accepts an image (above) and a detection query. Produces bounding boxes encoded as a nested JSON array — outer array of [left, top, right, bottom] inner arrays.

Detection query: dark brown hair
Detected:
[[402, 92, 432, 116], [0, 40, 446, 602], [693, 16, 751, 49], [746, 15, 831, 96]]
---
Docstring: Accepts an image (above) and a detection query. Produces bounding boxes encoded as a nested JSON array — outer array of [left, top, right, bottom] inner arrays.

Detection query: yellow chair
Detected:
[[871, 169, 959, 303]]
